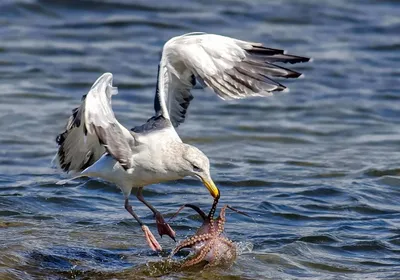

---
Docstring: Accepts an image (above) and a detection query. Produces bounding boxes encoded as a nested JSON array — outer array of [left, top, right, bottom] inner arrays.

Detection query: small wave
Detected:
[[236, 241, 254, 255]]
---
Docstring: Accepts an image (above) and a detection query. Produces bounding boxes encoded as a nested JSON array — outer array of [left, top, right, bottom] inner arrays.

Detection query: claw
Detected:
[[155, 212, 176, 241], [141, 225, 162, 251]]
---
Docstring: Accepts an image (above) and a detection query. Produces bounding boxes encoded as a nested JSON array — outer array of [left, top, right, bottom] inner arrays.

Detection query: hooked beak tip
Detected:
[[201, 177, 220, 199]]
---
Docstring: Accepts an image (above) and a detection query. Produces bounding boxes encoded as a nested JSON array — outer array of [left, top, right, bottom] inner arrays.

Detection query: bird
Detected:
[[53, 32, 310, 251]]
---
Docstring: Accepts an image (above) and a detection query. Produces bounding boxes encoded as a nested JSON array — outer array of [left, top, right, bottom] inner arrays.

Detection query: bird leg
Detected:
[[136, 187, 176, 241], [124, 198, 162, 251]]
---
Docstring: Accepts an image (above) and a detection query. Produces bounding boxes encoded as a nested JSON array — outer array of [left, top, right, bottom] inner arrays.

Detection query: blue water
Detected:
[[1, 0, 400, 279]]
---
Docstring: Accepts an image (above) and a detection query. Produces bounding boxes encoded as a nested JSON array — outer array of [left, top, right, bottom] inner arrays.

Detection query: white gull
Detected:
[[53, 32, 310, 251]]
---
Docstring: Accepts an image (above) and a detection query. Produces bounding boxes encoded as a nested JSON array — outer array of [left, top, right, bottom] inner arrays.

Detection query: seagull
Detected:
[[53, 32, 310, 251]]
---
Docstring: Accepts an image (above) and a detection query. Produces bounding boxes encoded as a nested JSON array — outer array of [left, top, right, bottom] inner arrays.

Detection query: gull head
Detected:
[[181, 144, 220, 199]]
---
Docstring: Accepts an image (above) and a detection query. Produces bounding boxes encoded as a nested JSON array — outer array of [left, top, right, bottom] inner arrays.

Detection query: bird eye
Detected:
[[192, 165, 202, 172]]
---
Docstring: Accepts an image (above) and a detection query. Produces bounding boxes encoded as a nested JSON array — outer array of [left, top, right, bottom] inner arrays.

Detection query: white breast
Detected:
[[80, 127, 185, 196]]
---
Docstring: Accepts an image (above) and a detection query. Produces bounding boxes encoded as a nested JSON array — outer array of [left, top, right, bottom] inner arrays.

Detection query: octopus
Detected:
[[169, 199, 247, 268]]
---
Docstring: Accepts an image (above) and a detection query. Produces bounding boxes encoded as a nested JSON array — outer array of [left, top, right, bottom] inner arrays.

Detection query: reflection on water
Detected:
[[1, 0, 400, 279]]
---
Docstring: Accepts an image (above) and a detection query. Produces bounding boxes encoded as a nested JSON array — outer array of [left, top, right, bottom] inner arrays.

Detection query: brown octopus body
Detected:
[[169, 200, 243, 268]]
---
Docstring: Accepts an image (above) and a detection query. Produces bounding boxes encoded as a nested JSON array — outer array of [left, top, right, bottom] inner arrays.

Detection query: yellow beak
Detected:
[[201, 177, 220, 198]]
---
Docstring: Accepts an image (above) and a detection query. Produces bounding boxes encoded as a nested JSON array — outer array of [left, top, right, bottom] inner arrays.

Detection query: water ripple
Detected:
[[1, 0, 400, 279]]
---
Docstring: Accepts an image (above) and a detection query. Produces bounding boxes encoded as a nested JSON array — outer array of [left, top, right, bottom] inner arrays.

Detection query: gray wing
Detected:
[[154, 32, 310, 127], [54, 73, 135, 173], [131, 114, 171, 134]]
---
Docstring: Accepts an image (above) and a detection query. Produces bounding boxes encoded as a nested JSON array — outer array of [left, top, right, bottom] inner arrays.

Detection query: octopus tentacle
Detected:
[[170, 233, 212, 257], [207, 197, 219, 234], [168, 204, 207, 223], [207, 197, 219, 220], [226, 205, 250, 217], [216, 205, 228, 235], [217, 205, 249, 235], [181, 239, 215, 268], [221, 237, 237, 253]]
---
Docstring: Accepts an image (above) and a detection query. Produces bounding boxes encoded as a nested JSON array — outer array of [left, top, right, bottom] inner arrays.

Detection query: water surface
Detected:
[[1, 0, 400, 279]]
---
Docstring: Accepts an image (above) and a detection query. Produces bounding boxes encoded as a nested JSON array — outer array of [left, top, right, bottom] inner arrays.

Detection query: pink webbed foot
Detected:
[[141, 225, 162, 251], [155, 212, 176, 241]]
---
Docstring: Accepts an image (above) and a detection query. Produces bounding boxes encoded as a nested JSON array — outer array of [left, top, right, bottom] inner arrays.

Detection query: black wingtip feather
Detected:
[[279, 54, 310, 64], [247, 45, 285, 55], [287, 71, 302, 78], [274, 85, 287, 91], [246, 44, 310, 65]]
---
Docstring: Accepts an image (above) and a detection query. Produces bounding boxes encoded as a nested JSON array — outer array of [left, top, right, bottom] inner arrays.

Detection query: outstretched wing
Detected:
[[154, 32, 310, 127], [54, 73, 135, 173]]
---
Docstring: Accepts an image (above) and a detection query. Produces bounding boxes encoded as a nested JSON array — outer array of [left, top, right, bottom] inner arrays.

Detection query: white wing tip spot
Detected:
[[126, 168, 134, 174]]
